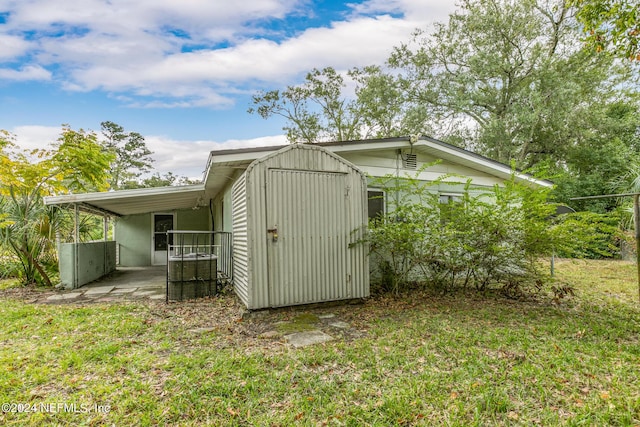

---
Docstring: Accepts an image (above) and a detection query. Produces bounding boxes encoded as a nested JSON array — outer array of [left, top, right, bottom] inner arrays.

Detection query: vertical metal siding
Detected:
[[244, 145, 369, 309], [266, 169, 350, 307], [231, 173, 250, 307], [236, 144, 369, 309]]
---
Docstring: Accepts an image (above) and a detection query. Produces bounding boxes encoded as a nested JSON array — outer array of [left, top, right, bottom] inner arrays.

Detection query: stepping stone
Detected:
[[94, 296, 122, 303], [285, 330, 333, 348], [329, 321, 350, 329], [46, 292, 82, 301], [84, 286, 115, 295], [149, 294, 166, 300], [318, 313, 336, 319]]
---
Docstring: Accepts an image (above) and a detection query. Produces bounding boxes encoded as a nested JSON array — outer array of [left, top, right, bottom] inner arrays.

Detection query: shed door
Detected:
[[267, 169, 351, 307]]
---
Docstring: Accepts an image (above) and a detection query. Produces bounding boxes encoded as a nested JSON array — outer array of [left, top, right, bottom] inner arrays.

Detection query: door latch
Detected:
[[267, 226, 278, 242]]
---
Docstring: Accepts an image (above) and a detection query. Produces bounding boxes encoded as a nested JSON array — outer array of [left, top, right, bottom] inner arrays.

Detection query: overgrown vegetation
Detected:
[[0, 259, 638, 426], [0, 128, 113, 286], [552, 211, 626, 259], [365, 170, 559, 297]]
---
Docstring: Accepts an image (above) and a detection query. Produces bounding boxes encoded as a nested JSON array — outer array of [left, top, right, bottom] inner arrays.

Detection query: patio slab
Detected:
[[112, 287, 138, 294], [84, 286, 115, 295], [46, 292, 83, 302], [131, 290, 161, 297]]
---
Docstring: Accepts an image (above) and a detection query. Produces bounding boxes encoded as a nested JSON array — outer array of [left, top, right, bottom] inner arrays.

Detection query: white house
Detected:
[[44, 136, 552, 308]]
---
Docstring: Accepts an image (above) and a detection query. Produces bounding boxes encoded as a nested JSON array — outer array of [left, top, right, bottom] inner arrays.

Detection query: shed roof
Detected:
[[44, 136, 552, 216]]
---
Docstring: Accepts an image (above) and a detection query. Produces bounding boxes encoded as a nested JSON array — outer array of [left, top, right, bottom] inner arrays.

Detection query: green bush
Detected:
[[365, 171, 558, 296], [552, 211, 623, 259]]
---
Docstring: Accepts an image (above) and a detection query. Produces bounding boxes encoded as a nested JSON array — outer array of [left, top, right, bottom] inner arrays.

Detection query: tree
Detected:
[[249, 67, 367, 143], [101, 121, 154, 189], [388, 0, 625, 170], [350, 65, 433, 138], [570, 0, 639, 60], [0, 127, 113, 286], [552, 101, 640, 212], [137, 172, 200, 188]]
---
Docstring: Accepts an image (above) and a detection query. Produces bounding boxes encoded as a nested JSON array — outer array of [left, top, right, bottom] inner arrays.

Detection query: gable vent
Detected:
[[402, 153, 417, 170]]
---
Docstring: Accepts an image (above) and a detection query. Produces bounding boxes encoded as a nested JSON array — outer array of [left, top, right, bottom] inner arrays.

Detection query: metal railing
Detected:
[[213, 231, 233, 281], [165, 230, 233, 302]]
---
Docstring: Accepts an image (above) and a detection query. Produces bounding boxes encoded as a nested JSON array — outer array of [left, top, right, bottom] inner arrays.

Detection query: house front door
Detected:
[[152, 213, 174, 265]]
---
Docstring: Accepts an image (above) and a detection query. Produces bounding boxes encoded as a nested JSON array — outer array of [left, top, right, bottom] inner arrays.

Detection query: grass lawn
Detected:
[[1, 259, 639, 426]]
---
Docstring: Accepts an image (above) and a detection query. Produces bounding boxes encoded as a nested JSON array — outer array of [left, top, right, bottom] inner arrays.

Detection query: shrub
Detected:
[[365, 171, 558, 296], [552, 211, 624, 259]]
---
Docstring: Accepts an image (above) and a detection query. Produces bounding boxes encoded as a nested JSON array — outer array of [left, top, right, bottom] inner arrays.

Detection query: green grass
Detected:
[[1, 259, 639, 425], [0, 278, 21, 290]]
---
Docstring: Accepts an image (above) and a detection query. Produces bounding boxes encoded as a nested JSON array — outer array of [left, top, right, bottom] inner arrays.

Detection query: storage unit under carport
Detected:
[[231, 144, 370, 309]]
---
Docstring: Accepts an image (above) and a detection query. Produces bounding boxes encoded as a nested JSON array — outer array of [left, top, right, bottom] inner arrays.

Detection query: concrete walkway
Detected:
[[44, 266, 166, 303]]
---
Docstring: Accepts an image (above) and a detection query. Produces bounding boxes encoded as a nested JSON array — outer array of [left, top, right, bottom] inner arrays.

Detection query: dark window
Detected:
[[439, 194, 463, 223], [439, 194, 463, 204], [154, 214, 174, 251], [368, 190, 385, 220]]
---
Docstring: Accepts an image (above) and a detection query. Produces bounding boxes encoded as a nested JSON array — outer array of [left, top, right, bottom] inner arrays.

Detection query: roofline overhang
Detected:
[[43, 184, 207, 216], [44, 183, 206, 206], [203, 136, 553, 189]]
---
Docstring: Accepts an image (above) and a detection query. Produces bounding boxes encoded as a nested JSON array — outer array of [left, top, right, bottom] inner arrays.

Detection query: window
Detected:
[[439, 193, 463, 222], [439, 194, 463, 204], [368, 190, 385, 221]]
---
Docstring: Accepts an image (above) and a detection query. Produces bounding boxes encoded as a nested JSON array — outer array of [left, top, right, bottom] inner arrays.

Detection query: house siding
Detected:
[[115, 208, 210, 267]]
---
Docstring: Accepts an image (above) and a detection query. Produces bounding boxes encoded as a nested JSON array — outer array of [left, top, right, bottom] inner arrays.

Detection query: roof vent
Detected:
[[402, 153, 417, 170]]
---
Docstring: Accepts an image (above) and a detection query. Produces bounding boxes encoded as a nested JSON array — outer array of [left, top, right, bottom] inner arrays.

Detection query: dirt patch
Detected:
[[0, 284, 57, 303], [143, 291, 371, 351]]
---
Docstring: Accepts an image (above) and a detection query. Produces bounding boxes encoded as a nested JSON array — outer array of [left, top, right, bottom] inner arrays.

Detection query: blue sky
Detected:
[[0, 0, 455, 178]]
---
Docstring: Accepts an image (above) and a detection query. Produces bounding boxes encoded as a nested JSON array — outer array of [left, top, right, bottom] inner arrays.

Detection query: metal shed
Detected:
[[231, 144, 369, 309]]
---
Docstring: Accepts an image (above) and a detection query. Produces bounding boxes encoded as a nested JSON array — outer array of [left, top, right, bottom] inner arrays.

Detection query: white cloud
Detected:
[[0, 34, 32, 59], [9, 125, 62, 150], [148, 134, 288, 179], [9, 124, 288, 179], [0, 0, 456, 106], [0, 64, 51, 81], [65, 14, 418, 105]]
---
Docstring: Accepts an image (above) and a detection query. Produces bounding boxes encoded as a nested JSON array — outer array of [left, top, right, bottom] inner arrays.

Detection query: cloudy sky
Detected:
[[0, 0, 456, 178]]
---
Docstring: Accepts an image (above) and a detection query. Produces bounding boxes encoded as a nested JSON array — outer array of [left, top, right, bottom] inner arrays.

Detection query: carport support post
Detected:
[[635, 195, 640, 302], [74, 203, 79, 289]]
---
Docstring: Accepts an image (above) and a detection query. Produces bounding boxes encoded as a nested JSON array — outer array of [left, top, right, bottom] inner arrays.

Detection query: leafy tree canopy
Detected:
[[0, 127, 114, 285], [388, 0, 631, 170], [570, 0, 639, 60], [101, 121, 154, 189]]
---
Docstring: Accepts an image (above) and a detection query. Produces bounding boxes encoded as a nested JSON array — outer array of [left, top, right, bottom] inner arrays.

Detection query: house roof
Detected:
[[44, 136, 552, 216], [203, 136, 553, 192]]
